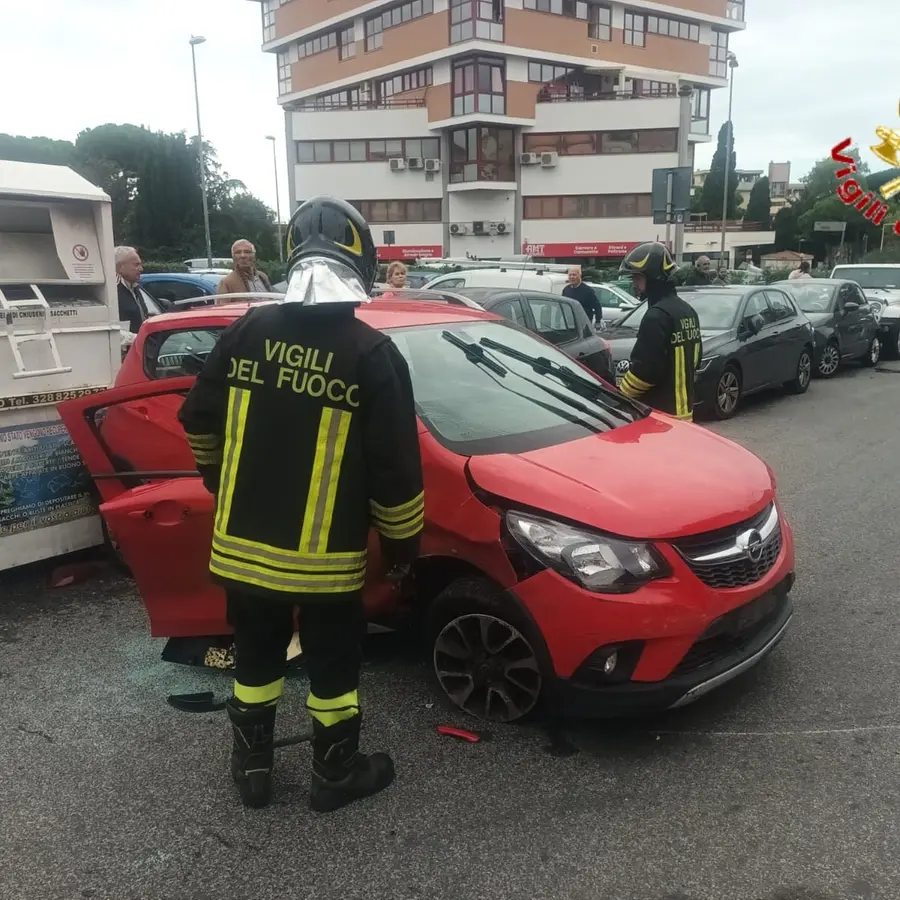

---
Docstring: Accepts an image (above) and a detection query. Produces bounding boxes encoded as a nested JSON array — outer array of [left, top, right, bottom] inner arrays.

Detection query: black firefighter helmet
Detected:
[[618, 241, 678, 287], [285, 197, 378, 292]]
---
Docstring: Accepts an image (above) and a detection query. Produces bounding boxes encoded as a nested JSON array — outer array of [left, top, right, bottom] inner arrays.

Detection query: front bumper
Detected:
[[547, 580, 793, 717]]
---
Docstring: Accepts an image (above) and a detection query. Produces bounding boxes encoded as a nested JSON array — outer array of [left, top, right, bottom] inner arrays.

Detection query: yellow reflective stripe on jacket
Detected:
[[370, 491, 424, 540], [307, 689, 360, 727], [216, 387, 252, 533], [694, 343, 701, 367], [674, 345, 689, 419], [185, 432, 222, 466], [210, 554, 366, 594], [299, 407, 353, 554], [212, 531, 365, 573], [370, 492, 424, 523], [234, 678, 284, 706]]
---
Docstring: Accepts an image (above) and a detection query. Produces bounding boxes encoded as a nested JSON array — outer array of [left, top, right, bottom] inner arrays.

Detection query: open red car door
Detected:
[[58, 377, 401, 639], [58, 377, 226, 637]]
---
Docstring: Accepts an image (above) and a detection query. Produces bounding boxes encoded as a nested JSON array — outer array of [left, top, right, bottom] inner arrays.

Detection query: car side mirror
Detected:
[[842, 301, 860, 313], [741, 317, 760, 336]]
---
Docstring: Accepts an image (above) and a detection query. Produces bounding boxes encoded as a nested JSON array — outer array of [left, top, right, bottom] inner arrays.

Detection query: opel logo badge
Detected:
[[737, 528, 764, 563], [615, 359, 631, 374]]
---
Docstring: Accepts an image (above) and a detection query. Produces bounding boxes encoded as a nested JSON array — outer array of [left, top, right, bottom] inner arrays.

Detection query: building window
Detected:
[[623, 11, 645, 46], [710, 30, 729, 77], [450, 0, 504, 44], [527, 61, 574, 82], [379, 67, 433, 100], [261, 0, 282, 43], [691, 87, 710, 133], [349, 200, 442, 222], [727, 0, 745, 20], [524, 0, 588, 18], [297, 137, 440, 163], [523, 194, 653, 218], [297, 87, 368, 111], [452, 57, 505, 116], [588, 4, 612, 40], [366, 0, 434, 50], [338, 26, 356, 60], [449, 126, 516, 183], [277, 44, 299, 95], [646, 14, 699, 41], [522, 128, 677, 155]]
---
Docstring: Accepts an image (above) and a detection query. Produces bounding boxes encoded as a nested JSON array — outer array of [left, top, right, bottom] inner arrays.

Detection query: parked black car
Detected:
[[776, 279, 881, 376], [604, 285, 816, 420]]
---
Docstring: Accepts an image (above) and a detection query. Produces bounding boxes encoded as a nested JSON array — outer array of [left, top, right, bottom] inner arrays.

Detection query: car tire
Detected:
[[816, 340, 841, 378], [860, 336, 881, 368], [712, 364, 742, 420], [881, 325, 900, 360], [426, 577, 550, 724], [785, 347, 813, 394]]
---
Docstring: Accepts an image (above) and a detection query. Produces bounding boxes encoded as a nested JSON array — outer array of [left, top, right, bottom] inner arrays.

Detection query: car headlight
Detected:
[[505, 511, 668, 593], [696, 356, 716, 373]]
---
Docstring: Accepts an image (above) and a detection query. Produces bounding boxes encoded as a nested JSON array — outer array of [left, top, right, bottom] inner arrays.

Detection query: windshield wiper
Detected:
[[478, 336, 601, 395], [441, 330, 507, 376]]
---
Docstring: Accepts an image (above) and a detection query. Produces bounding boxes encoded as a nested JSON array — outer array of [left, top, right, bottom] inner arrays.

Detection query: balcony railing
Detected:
[[291, 97, 427, 112], [684, 220, 767, 232], [449, 162, 516, 184], [537, 86, 678, 103]]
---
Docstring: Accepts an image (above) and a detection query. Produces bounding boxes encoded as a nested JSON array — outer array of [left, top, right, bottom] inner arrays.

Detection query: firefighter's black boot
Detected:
[[226, 698, 277, 809], [309, 715, 395, 813]]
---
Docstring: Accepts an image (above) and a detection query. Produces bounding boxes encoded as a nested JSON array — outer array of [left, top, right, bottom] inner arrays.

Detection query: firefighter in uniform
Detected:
[[177, 197, 424, 812], [617, 242, 702, 421]]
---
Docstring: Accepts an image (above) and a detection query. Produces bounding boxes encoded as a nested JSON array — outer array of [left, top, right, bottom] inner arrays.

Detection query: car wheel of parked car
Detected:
[[816, 340, 841, 378], [785, 348, 813, 394], [860, 336, 881, 368], [427, 578, 547, 723], [713, 365, 742, 420], [882, 326, 900, 360]]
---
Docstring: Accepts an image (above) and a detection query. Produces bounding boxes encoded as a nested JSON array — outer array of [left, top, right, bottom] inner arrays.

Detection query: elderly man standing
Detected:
[[216, 239, 273, 299], [684, 255, 713, 286], [562, 265, 602, 324], [116, 246, 167, 333]]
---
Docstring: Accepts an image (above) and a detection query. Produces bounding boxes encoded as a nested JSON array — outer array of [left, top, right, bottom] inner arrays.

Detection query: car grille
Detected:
[[672, 589, 788, 677], [672, 503, 781, 589]]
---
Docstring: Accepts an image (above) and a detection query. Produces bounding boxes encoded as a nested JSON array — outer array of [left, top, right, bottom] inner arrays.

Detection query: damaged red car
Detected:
[[60, 298, 795, 723]]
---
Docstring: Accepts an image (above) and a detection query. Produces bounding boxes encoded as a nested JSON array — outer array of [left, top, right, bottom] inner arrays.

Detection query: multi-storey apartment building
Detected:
[[250, 0, 747, 263]]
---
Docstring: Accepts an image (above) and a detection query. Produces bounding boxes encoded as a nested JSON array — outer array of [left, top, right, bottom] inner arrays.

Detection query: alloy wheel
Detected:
[[717, 370, 740, 415], [798, 352, 812, 388], [817, 343, 840, 376], [433, 613, 542, 722], [871, 337, 881, 365]]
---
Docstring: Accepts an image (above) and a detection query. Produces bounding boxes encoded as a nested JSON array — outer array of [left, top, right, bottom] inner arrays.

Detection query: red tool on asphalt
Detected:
[[437, 725, 481, 743]]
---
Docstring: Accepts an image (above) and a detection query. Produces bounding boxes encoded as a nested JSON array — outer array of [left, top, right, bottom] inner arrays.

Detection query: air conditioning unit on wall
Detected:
[[520, 152, 540, 165], [449, 223, 469, 235], [540, 152, 558, 168], [424, 158, 441, 172], [389, 158, 407, 172], [489, 222, 508, 235], [472, 221, 487, 236], [406, 157, 424, 169]]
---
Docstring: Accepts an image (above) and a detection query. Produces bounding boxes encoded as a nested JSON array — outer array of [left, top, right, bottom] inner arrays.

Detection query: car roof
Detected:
[[831, 263, 900, 268], [145, 298, 500, 331], [775, 278, 840, 285]]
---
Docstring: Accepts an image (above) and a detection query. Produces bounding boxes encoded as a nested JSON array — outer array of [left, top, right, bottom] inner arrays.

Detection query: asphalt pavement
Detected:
[[3, 360, 900, 900]]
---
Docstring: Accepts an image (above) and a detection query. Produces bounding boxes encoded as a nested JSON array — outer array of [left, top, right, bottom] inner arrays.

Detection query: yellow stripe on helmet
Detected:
[[627, 253, 650, 269], [334, 221, 363, 257]]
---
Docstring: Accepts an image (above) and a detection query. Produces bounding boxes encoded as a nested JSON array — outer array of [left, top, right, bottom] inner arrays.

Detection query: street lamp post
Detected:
[[719, 52, 739, 268], [265, 135, 284, 262], [190, 35, 213, 269]]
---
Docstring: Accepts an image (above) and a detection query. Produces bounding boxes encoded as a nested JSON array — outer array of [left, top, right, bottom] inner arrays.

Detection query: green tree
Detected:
[[698, 121, 739, 221], [744, 176, 771, 228]]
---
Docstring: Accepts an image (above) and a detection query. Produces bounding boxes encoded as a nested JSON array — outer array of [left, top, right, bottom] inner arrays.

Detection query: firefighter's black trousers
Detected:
[[226, 590, 364, 717]]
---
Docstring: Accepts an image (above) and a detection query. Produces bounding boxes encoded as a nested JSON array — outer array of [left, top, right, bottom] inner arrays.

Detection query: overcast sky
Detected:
[[1, 0, 897, 216]]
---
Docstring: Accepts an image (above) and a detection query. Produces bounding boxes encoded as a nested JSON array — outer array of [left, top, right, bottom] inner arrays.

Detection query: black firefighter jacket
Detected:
[[618, 289, 702, 420], [177, 303, 424, 600]]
